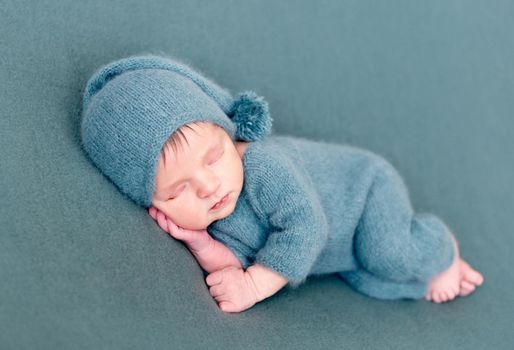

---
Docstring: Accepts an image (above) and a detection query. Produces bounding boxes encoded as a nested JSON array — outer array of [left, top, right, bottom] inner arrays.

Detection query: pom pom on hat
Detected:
[[229, 91, 272, 142]]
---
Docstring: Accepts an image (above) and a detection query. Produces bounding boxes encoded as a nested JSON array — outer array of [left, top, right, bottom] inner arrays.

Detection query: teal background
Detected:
[[1, 0, 513, 348]]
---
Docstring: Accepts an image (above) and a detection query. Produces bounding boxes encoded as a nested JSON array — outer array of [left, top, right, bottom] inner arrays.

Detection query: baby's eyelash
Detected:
[[169, 184, 185, 199], [209, 150, 224, 164]]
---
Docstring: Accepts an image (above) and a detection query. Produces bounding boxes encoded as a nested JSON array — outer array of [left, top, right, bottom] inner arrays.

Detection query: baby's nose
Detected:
[[198, 182, 220, 198], [195, 172, 221, 198]]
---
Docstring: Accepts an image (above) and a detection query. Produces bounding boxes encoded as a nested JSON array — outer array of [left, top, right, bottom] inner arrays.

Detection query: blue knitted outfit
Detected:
[[209, 135, 455, 300], [80, 55, 455, 301]]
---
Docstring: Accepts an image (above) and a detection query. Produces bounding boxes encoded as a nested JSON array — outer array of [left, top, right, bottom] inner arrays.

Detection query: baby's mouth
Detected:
[[211, 193, 229, 210]]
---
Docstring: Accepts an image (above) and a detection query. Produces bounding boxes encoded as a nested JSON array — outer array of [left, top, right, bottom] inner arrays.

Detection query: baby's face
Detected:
[[151, 122, 245, 230]]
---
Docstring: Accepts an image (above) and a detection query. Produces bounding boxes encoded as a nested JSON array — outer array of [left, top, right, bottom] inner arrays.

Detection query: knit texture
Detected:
[[208, 135, 455, 299], [80, 55, 272, 208]]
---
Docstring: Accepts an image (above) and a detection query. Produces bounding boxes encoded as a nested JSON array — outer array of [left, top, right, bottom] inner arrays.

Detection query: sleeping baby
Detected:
[[81, 54, 483, 313]]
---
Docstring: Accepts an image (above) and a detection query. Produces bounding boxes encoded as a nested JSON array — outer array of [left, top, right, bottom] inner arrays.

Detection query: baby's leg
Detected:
[[353, 158, 455, 283], [339, 268, 427, 300]]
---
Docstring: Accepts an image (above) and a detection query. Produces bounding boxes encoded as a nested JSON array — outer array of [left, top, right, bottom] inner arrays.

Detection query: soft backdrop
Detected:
[[1, 1, 513, 349]]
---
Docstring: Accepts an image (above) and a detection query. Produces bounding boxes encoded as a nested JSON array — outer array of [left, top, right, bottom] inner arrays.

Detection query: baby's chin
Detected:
[[206, 201, 237, 227], [181, 214, 230, 230]]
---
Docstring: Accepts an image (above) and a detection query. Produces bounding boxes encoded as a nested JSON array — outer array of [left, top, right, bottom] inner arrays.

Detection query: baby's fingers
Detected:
[[209, 284, 225, 298], [166, 218, 194, 241], [165, 218, 183, 238], [206, 270, 224, 287], [148, 206, 157, 220], [156, 211, 170, 233]]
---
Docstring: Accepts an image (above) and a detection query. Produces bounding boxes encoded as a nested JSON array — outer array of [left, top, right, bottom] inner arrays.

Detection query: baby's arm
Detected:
[[191, 237, 243, 273], [246, 263, 288, 301], [150, 208, 286, 312], [149, 207, 242, 273]]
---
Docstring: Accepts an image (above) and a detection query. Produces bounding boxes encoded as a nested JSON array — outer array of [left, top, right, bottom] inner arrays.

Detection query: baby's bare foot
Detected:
[[458, 260, 484, 297], [425, 235, 461, 303]]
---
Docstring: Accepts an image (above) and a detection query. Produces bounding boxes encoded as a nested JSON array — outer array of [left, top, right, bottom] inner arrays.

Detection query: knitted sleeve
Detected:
[[244, 144, 329, 288]]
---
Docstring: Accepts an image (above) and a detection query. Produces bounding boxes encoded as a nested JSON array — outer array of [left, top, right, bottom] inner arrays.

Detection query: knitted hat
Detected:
[[80, 54, 272, 208]]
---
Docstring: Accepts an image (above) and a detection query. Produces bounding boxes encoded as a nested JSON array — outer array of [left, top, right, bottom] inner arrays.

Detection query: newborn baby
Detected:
[[81, 55, 483, 313], [148, 121, 483, 312]]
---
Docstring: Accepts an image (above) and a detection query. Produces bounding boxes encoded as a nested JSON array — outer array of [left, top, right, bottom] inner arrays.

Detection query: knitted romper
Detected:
[[208, 135, 455, 300]]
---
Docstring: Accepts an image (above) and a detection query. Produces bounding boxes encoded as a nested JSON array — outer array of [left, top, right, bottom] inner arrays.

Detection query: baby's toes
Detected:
[[467, 270, 484, 286], [459, 280, 476, 297], [451, 285, 460, 296], [461, 261, 484, 286], [460, 288, 475, 297], [443, 291, 453, 302], [446, 289, 457, 301], [427, 291, 437, 303], [432, 291, 443, 303], [445, 290, 458, 302], [425, 290, 436, 302], [461, 280, 475, 290]]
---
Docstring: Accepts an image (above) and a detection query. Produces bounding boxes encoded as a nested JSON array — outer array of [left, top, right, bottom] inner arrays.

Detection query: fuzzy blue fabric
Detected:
[[208, 135, 455, 300], [80, 55, 454, 300], [80, 55, 272, 208]]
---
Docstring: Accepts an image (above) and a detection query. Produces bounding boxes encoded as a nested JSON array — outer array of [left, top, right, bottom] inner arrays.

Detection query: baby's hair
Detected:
[[160, 120, 216, 166]]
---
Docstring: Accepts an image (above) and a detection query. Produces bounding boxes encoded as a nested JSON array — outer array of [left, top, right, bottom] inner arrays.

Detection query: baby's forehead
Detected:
[[161, 123, 221, 164]]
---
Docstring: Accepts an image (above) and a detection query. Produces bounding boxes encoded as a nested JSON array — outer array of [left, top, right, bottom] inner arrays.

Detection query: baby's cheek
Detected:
[[175, 205, 210, 230]]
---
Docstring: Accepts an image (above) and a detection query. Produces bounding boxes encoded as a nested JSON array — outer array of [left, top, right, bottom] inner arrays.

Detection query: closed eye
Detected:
[[169, 184, 185, 200], [168, 146, 224, 200], [208, 150, 224, 165]]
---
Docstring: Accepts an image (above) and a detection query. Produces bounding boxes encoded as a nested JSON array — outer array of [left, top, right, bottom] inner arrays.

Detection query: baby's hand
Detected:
[[206, 266, 259, 313], [148, 206, 211, 253]]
